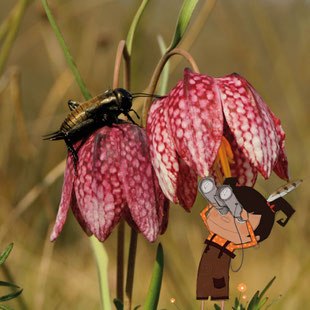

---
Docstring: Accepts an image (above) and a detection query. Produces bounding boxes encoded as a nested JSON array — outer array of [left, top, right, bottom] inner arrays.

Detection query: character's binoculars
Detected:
[[198, 177, 245, 223]]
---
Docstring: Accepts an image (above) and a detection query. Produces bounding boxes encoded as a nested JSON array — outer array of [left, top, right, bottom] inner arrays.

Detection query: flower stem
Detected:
[[116, 220, 125, 302], [142, 48, 199, 127], [90, 236, 112, 310], [124, 229, 138, 310], [113, 40, 130, 90], [112, 40, 131, 303]]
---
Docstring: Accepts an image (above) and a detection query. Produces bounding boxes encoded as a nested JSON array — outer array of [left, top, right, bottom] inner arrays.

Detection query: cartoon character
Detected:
[[196, 177, 301, 308]]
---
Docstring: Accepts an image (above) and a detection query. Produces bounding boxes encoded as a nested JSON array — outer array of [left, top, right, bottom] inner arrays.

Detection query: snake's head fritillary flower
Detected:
[[50, 123, 169, 243], [147, 68, 289, 208]]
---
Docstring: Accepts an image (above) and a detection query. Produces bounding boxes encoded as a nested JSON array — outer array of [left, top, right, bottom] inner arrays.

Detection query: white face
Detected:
[[201, 179, 214, 194], [219, 186, 232, 200]]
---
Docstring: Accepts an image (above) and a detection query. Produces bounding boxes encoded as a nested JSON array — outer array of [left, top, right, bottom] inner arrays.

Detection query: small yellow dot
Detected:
[[242, 294, 247, 300]]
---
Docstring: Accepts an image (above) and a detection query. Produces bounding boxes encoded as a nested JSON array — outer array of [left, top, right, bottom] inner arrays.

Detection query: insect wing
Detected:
[[267, 179, 303, 202]]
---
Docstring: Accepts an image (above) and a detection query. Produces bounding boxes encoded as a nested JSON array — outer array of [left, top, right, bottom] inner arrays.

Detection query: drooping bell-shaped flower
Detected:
[[147, 68, 288, 209], [50, 123, 169, 243]]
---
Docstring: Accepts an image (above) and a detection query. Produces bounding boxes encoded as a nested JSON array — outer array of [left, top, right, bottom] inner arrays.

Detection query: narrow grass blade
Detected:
[[0, 0, 30, 75], [214, 304, 221, 310], [157, 35, 169, 96], [126, 0, 150, 55], [0, 305, 15, 310], [0, 244, 13, 265], [167, 0, 199, 51], [259, 276, 276, 301], [144, 243, 164, 310], [90, 236, 112, 310], [0, 281, 19, 289], [41, 0, 91, 100], [0, 288, 23, 302], [247, 291, 259, 310]]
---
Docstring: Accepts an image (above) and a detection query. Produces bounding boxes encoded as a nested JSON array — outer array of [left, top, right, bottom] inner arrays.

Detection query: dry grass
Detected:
[[0, 0, 309, 309]]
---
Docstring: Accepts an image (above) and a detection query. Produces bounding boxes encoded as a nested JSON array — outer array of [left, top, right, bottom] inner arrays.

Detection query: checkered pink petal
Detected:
[[50, 155, 74, 242], [118, 125, 160, 242], [217, 73, 279, 179], [71, 190, 92, 236], [74, 129, 124, 242], [147, 97, 179, 203], [176, 157, 197, 211], [167, 68, 223, 177], [224, 125, 258, 186]]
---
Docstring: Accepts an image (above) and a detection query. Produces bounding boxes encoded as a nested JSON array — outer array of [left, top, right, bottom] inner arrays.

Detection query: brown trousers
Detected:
[[196, 238, 235, 300]]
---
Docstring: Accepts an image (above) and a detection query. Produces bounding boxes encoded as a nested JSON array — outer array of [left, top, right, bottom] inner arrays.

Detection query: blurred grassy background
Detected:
[[0, 0, 309, 309]]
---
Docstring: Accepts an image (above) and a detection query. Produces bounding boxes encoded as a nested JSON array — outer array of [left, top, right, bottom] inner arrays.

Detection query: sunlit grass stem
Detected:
[[0, 0, 31, 75]]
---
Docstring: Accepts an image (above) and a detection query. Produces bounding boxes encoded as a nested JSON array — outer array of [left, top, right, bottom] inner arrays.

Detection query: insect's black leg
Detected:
[[76, 136, 89, 153], [124, 112, 139, 126], [65, 138, 79, 175], [68, 100, 80, 111]]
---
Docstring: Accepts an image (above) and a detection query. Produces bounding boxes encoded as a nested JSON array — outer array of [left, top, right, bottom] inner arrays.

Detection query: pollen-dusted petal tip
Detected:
[[50, 155, 74, 242]]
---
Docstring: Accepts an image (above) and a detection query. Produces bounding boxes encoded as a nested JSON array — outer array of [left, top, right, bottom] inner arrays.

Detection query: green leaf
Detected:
[[0, 244, 13, 265], [214, 304, 221, 310], [258, 277, 276, 303], [113, 298, 123, 310], [144, 243, 164, 310], [257, 297, 268, 310], [247, 291, 259, 310], [41, 0, 91, 100], [0, 288, 23, 302], [0, 305, 15, 310], [167, 0, 199, 51], [126, 0, 150, 55], [0, 281, 19, 289], [234, 297, 239, 308], [90, 236, 112, 310], [157, 35, 170, 96], [133, 306, 141, 310]]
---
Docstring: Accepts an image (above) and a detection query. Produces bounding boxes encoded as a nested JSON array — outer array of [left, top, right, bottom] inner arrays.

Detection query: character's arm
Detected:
[[200, 204, 213, 235], [233, 221, 258, 250]]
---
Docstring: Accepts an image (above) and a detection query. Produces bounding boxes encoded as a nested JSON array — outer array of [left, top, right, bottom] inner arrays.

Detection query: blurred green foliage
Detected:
[[0, 0, 309, 309]]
